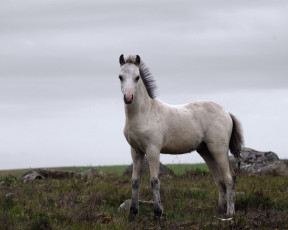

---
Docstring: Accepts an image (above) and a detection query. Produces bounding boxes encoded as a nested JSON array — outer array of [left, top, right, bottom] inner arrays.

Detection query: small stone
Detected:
[[22, 171, 44, 183], [118, 199, 131, 212], [5, 193, 15, 198]]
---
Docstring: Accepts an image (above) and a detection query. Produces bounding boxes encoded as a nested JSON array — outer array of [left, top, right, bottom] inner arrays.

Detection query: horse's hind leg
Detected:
[[197, 145, 228, 214], [207, 143, 236, 215], [129, 148, 144, 221], [147, 150, 163, 220]]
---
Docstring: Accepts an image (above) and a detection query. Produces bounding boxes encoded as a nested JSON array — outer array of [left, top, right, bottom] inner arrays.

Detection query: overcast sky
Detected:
[[0, 0, 287, 170]]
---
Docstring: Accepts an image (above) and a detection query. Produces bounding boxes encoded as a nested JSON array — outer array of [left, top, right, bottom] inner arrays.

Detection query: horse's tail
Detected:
[[229, 113, 244, 158]]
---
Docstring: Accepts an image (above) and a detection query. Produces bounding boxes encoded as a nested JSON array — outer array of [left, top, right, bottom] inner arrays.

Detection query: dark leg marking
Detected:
[[151, 178, 163, 220], [129, 179, 141, 221], [218, 181, 227, 214]]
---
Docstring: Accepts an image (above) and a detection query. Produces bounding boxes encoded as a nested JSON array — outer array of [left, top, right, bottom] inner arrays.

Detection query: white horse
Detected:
[[118, 54, 244, 220]]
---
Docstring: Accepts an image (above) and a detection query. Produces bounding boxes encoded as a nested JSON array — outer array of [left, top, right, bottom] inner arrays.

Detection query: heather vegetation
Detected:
[[0, 164, 287, 229]]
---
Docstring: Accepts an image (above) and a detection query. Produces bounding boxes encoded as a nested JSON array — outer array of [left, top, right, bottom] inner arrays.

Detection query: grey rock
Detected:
[[230, 147, 287, 175], [0, 181, 9, 189], [22, 170, 44, 183], [5, 193, 15, 198], [22, 169, 84, 182], [118, 199, 154, 212], [123, 157, 175, 177], [118, 199, 131, 212], [85, 167, 98, 178]]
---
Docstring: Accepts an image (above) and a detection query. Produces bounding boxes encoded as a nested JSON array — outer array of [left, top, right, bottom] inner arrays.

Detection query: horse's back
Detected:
[[186, 101, 232, 132], [186, 101, 231, 125], [163, 101, 231, 131], [160, 101, 232, 154]]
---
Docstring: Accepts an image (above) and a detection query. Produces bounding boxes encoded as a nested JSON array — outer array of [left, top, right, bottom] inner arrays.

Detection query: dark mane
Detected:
[[125, 55, 158, 99]]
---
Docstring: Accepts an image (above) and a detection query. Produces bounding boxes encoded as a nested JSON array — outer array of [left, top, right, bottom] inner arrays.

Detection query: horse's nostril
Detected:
[[124, 94, 133, 104]]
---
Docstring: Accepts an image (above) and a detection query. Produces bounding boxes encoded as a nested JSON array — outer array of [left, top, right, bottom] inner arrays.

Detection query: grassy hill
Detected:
[[0, 164, 287, 229]]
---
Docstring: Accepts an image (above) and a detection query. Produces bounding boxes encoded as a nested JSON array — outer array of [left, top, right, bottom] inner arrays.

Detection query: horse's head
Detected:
[[118, 54, 141, 105]]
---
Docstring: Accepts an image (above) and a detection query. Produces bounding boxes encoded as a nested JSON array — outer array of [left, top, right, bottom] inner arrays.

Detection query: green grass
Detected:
[[51, 164, 209, 176], [0, 169, 32, 179], [0, 165, 127, 178], [0, 164, 208, 178], [166, 163, 208, 175], [96, 165, 130, 175], [50, 165, 128, 175], [0, 164, 287, 229]]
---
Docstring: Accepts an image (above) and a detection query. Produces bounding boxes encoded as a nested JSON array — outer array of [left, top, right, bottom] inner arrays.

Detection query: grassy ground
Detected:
[[0, 164, 208, 178], [0, 165, 287, 229]]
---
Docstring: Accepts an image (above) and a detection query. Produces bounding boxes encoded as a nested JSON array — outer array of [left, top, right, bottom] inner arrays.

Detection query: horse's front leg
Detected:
[[147, 150, 163, 220], [129, 148, 144, 221]]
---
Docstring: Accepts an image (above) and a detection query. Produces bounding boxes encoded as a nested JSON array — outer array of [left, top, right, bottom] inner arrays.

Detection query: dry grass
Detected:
[[0, 166, 287, 229]]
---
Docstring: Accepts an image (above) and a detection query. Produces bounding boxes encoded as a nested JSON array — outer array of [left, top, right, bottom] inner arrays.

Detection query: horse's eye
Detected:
[[135, 76, 140, 81], [119, 75, 123, 81]]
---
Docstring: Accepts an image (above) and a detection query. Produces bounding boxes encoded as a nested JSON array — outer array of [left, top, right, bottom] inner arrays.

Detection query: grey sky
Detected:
[[0, 0, 288, 169]]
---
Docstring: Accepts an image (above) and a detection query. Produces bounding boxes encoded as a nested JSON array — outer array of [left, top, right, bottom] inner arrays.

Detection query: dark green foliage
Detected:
[[0, 167, 287, 229]]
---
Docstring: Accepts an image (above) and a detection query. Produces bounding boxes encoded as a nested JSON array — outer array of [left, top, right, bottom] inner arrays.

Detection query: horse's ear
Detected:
[[135, 55, 141, 66], [119, 54, 125, 66]]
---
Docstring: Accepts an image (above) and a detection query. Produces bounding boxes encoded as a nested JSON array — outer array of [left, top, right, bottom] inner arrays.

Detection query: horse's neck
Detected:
[[125, 83, 152, 120]]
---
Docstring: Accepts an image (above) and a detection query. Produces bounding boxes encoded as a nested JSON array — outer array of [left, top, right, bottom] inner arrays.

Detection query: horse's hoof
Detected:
[[128, 213, 136, 222], [153, 209, 162, 220], [128, 207, 138, 221]]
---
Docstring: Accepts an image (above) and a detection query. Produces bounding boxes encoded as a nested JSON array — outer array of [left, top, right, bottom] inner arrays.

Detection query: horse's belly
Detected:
[[160, 117, 202, 154], [160, 139, 199, 154]]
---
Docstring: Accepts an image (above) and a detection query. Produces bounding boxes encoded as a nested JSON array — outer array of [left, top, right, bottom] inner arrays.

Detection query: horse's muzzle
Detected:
[[124, 94, 133, 104]]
